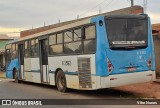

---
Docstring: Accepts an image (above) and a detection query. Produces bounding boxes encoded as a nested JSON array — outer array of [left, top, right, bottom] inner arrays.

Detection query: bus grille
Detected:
[[78, 58, 92, 88]]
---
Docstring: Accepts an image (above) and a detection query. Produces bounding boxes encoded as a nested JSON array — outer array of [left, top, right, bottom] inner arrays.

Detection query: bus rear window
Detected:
[[105, 15, 148, 49]]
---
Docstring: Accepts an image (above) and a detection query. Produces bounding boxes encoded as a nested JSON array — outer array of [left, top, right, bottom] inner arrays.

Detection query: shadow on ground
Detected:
[[10, 80, 140, 99]]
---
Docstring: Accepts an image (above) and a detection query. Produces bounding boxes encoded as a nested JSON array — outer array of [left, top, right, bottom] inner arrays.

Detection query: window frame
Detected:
[[11, 43, 18, 59], [49, 32, 64, 55], [48, 23, 96, 57], [64, 30, 73, 43], [73, 28, 82, 41], [49, 34, 57, 45], [83, 24, 96, 54], [24, 40, 31, 58], [30, 38, 39, 57]]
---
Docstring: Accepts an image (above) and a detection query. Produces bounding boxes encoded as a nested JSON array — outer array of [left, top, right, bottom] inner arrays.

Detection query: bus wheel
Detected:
[[56, 70, 67, 92], [13, 69, 20, 83]]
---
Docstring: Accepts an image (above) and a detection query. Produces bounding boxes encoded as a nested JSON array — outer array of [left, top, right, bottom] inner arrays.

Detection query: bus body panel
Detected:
[[6, 58, 18, 79], [91, 15, 155, 89], [148, 17, 156, 71], [23, 58, 41, 82], [24, 72, 41, 83], [30, 58, 40, 72], [106, 49, 151, 75], [100, 70, 155, 88], [48, 54, 96, 88], [24, 58, 40, 72], [91, 16, 109, 77]]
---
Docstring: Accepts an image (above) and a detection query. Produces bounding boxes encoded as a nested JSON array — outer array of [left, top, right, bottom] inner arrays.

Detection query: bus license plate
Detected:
[[127, 67, 136, 72]]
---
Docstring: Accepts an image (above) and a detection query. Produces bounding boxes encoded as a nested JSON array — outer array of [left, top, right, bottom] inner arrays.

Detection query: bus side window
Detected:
[[49, 34, 56, 45], [5, 48, 11, 69], [83, 24, 96, 53], [30, 39, 38, 57], [12, 44, 18, 59], [49, 34, 63, 55], [84, 25, 96, 39], [64, 31, 73, 43], [5, 44, 11, 63], [74, 28, 81, 41], [6, 49, 11, 60], [64, 28, 82, 54], [25, 41, 30, 57], [64, 41, 82, 54], [57, 33, 63, 44]]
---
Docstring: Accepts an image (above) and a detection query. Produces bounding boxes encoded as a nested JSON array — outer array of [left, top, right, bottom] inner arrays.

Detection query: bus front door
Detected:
[[39, 39, 49, 83], [18, 44, 24, 80]]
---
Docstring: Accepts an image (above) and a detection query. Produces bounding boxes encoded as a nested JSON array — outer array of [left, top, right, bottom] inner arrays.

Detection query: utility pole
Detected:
[[77, 15, 79, 19], [58, 18, 60, 23], [44, 22, 46, 27], [99, 7, 102, 14], [131, 0, 134, 7]]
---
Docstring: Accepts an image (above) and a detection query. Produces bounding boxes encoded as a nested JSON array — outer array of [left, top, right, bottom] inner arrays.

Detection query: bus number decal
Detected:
[[137, 51, 146, 55], [62, 61, 71, 66]]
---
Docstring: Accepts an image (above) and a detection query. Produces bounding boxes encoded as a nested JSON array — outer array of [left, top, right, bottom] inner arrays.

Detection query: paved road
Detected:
[[0, 78, 137, 99], [0, 78, 159, 108]]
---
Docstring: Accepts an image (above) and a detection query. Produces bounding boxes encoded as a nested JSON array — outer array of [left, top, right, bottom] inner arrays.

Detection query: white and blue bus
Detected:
[[5, 14, 156, 92]]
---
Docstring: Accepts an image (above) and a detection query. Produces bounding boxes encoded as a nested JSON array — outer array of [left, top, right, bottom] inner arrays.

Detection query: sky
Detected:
[[0, 0, 160, 37]]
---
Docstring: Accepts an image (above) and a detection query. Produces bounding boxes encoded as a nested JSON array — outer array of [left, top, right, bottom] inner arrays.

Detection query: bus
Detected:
[[5, 14, 156, 92]]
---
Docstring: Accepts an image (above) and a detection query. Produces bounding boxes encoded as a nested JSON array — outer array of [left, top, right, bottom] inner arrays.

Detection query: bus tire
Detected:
[[56, 70, 67, 92], [13, 69, 20, 83]]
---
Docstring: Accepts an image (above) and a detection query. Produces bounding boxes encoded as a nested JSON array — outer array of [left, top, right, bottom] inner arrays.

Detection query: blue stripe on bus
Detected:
[[49, 71, 55, 73], [48, 70, 78, 75], [23, 70, 79, 75], [25, 70, 40, 73], [64, 72, 78, 75]]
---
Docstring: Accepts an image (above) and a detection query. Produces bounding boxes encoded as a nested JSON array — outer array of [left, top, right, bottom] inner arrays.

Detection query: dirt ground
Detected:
[[0, 71, 5, 78], [116, 81, 160, 99], [1, 71, 160, 99]]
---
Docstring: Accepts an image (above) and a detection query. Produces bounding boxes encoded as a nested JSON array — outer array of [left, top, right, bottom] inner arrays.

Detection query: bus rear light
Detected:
[[147, 57, 152, 68], [110, 77, 117, 80], [147, 74, 152, 76], [108, 63, 112, 68], [107, 58, 113, 73], [110, 78, 115, 80]]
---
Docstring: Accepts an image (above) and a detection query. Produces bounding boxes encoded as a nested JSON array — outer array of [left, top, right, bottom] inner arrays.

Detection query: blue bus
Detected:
[[5, 14, 155, 92]]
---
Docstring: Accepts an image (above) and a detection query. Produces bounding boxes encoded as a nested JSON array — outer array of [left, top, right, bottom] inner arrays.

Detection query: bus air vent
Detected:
[[78, 58, 92, 88]]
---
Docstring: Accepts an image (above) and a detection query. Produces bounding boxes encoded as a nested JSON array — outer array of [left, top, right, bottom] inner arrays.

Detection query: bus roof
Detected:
[[6, 39, 19, 45], [18, 18, 91, 42], [18, 5, 143, 42]]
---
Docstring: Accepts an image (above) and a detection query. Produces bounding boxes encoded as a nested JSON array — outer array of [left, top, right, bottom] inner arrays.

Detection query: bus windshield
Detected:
[[105, 15, 148, 49]]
